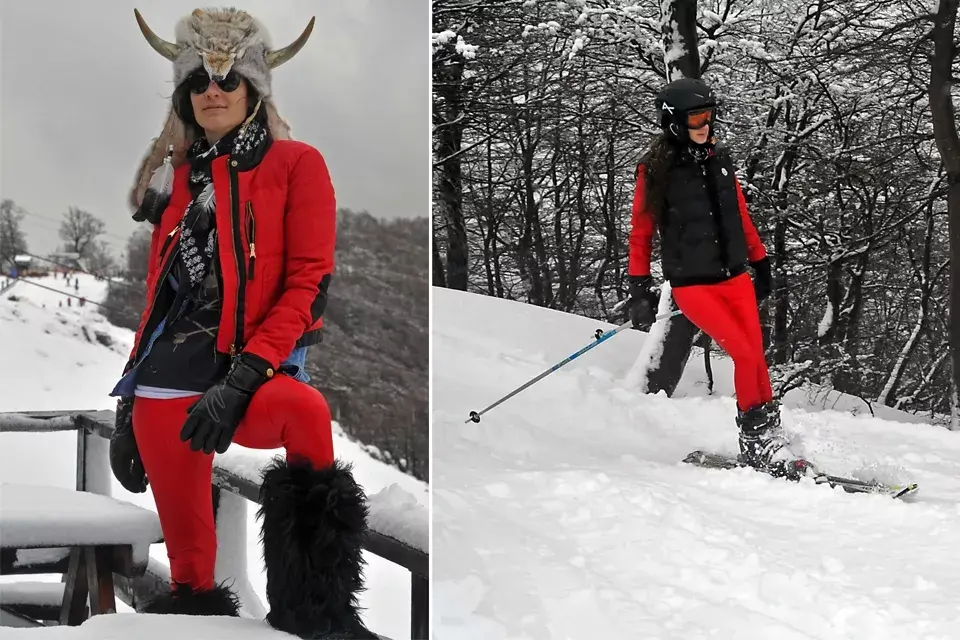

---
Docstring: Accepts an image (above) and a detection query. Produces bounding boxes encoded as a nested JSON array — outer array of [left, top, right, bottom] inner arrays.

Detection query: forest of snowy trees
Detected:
[[432, 0, 959, 425]]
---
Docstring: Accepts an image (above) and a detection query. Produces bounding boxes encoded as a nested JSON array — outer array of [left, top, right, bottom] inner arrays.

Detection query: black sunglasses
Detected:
[[185, 70, 242, 95]]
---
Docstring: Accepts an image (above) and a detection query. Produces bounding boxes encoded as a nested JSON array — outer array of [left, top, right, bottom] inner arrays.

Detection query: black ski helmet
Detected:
[[655, 77, 719, 140]]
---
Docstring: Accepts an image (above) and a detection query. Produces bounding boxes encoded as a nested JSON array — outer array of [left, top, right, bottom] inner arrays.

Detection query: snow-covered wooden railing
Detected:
[[0, 410, 429, 639]]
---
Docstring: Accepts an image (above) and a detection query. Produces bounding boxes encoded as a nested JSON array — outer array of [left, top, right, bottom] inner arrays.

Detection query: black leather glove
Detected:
[[628, 275, 660, 330], [180, 352, 274, 455], [110, 397, 148, 493], [751, 256, 772, 302]]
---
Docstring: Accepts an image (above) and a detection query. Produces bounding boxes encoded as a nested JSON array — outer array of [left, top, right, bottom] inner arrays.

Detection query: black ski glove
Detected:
[[109, 397, 148, 493], [751, 256, 772, 302], [628, 275, 660, 330], [180, 352, 274, 455]]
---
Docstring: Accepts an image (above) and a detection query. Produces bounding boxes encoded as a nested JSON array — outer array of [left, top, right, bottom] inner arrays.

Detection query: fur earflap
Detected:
[[258, 457, 377, 639], [129, 101, 293, 212]]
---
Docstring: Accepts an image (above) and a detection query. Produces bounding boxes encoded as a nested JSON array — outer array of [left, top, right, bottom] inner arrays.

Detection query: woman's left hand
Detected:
[[179, 353, 274, 454], [750, 257, 772, 302]]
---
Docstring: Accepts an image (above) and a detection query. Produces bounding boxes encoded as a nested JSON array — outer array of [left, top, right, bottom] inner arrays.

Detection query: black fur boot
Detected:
[[258, 457, 376, 639], [141, 582, 241, 616]]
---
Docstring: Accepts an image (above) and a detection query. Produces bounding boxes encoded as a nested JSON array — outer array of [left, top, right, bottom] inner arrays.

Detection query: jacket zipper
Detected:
[[132, 227, 181, 364], [229, 161, 245, 357], [157, 225, 180, 263], [245, 201, 257, 281]]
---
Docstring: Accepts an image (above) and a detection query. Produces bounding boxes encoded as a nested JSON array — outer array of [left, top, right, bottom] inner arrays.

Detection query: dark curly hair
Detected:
[[636, 133, 678, 225]]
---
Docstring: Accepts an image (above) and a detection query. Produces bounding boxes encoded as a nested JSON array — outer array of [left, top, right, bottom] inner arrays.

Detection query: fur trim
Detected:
[[141, 582, 241, 616], [173, 8, 275, 99], [258, 457, 376, 639]]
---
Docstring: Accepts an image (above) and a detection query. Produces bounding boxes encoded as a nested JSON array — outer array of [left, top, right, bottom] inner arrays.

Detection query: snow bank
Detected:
[[433, 287, 959, 639]]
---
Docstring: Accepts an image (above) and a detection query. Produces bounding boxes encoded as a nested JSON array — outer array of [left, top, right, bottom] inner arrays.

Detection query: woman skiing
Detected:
[[108, 8, 374, 638], [627, 77, 799, 477]]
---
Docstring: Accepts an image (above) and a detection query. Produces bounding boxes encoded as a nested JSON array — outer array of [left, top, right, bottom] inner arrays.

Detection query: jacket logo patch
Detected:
[[721, 168, 728, 176]]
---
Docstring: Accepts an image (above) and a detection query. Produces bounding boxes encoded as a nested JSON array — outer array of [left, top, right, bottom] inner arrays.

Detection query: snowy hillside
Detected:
[[0, 273, 427, 639], [432, 287, 959, 639]]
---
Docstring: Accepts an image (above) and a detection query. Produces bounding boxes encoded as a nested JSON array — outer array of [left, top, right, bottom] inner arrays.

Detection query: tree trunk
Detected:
[[927, 0, 960, 428], [434, 50, 469, 291], [635, 0, 703, 398]]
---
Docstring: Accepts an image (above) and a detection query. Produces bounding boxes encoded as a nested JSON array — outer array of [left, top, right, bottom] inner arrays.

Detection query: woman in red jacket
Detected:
[[108, 9, 373, 637], [627, 78, 800, 478]]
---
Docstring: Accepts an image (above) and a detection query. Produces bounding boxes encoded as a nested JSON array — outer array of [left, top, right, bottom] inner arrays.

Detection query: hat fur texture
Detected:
[[130, 8, 306, 212]]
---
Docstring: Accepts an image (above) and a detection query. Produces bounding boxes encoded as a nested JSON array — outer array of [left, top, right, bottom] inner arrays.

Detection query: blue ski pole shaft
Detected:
[[466, 308, 682, 424]]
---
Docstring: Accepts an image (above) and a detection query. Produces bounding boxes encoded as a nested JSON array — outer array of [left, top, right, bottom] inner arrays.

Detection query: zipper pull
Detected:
[[248, 243, 256, 280]]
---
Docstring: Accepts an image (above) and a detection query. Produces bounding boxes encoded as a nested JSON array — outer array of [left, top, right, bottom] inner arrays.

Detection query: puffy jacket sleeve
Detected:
[[242, 147, 336, 369], [628, 163, 655, 277], [735, 178, 767, 263]]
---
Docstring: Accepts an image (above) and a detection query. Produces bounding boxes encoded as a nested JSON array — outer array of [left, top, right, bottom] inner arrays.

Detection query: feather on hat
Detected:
[[130, 7, 314, 213]]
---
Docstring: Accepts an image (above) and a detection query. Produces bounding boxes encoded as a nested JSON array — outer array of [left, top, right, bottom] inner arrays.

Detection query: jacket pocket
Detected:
[[245, 201, 257, 281]]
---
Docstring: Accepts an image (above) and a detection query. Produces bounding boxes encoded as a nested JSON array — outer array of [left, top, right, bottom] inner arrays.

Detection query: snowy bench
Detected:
[[0, 483, 163, 625]]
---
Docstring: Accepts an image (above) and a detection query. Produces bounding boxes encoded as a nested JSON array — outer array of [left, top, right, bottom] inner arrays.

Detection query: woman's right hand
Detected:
[[628, 275, 659, 330], [109, 397, 148, 493]]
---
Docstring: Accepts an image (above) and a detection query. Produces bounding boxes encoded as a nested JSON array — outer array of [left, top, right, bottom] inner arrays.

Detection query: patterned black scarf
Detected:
[[176, 118, 269, 291]]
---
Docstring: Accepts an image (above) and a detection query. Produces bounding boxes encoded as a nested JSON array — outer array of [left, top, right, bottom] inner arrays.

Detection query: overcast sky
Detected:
[[0, 0, 429, 258]]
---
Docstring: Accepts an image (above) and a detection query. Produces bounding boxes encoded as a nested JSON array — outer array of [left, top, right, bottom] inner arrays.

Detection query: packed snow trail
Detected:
[[0, 273, 427, 639], [432, 287, 959, 640]]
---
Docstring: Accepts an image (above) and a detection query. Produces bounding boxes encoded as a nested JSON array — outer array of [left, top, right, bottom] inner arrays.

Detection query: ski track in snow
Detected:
[[0, 274, 426, 639], [433, 288, 960, 640]]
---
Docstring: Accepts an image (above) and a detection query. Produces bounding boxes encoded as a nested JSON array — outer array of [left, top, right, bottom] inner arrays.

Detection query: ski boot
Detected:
[[736, 400, 814, 481]]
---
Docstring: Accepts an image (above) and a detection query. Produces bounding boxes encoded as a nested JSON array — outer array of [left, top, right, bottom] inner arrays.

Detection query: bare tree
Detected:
[[126, 226, 153, 281], [58, 207, 106, 259], [84, 241, 117, 277], [0, 199, 29, 272]]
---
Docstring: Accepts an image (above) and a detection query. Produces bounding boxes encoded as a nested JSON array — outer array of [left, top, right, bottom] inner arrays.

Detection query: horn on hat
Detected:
[[134, 8, 182, 61], [265, 17, 316, 68]]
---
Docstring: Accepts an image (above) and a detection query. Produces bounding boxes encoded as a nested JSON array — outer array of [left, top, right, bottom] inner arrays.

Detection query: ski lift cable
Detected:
[[16, 251, 140, 290], [2, 276, 127, 315]]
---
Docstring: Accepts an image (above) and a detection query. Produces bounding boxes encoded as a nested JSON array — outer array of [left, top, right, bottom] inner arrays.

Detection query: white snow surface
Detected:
[[0, 274, 427, 639], [0, 483, 161, 568], [1, 612, 306, 638], [433, 287, 960, 639], [0, 581, 65, 606]]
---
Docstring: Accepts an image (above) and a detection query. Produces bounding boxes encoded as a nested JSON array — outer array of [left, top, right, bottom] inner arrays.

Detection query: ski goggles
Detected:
[[686, 108, 714, 129], [185, 70, 243, 95]]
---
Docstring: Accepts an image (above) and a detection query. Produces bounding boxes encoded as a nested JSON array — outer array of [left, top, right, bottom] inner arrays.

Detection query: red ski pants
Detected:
[[671, 272, 773, 411], [132, 375, 334, 591]]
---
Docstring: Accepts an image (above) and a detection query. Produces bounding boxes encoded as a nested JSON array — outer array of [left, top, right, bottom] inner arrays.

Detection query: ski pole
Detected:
[[466, 308, 683, 423]]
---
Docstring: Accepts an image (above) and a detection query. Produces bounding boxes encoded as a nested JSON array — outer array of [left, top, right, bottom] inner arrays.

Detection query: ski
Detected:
[[683, 450, 919, 499]]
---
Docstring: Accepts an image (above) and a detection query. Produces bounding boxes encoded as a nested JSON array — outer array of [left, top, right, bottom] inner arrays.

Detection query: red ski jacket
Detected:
[[127, 139, 335, 372]]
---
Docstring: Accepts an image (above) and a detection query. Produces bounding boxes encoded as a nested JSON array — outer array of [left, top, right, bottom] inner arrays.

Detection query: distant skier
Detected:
[[107, 8, 374, 637], [626, 77, 800, 476]]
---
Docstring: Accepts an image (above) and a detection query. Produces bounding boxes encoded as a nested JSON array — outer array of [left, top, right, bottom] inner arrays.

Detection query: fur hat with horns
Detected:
[[129, 7, 314, 213]]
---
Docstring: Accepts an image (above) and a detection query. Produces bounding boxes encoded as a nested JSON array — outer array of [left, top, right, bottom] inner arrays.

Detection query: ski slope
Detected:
[[432, 287, 959, 640], [0, 273, 427, 639]]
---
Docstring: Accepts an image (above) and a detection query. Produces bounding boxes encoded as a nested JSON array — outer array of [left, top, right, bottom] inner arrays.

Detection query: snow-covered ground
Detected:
[[433, 287, 959, 640], [0, 273, 427, 639]]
